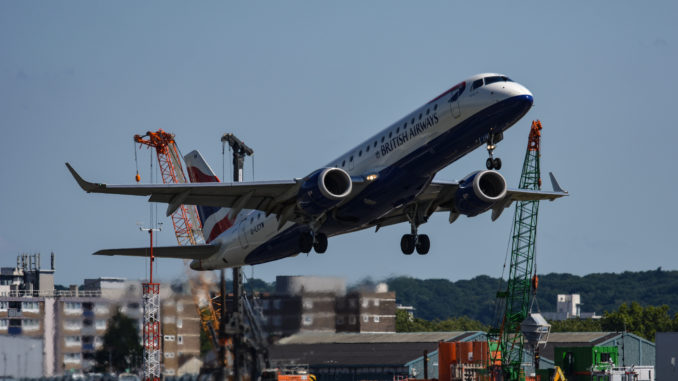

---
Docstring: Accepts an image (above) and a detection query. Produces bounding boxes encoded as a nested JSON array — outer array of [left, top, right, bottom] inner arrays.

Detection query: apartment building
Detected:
[[0, 253, 201, 376]]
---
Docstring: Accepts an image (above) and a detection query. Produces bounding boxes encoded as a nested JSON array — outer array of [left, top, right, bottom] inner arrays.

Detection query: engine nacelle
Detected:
[[297, 167, 353, 215], [454, 170, 507, 217]]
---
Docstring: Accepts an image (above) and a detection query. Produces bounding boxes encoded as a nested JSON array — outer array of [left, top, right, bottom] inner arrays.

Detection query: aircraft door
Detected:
[[449, 82, 466, 119], [238, 220, 249, 249]]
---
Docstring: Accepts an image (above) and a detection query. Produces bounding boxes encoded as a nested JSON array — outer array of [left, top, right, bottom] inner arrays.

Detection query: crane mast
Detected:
[[488, 120, 546, 381], [134, 130, 205, 245]]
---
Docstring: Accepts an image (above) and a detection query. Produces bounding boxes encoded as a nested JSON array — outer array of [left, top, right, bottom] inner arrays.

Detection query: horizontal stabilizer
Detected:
[[94, 244, 218, 260]]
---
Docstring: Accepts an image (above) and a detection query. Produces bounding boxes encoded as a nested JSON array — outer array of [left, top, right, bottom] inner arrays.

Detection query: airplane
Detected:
[[66, 73, 567, 271]]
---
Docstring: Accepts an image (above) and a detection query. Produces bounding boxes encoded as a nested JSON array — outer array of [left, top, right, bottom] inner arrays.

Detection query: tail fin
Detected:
[[184, 150, 234, 243]]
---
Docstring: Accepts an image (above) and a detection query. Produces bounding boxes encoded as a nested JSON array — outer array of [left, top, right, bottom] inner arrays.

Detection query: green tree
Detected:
[[94, 310, 142, 373], [549, 318, 602, 333], [601, 302, 673, 341], [396, 309, 487, 332]]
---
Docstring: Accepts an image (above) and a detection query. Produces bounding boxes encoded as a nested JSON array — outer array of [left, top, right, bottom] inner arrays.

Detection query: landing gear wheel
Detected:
[[492, 158, 502, 170], [400, 234, 415, 255], [299, 232, 313, 253], [416, 234, 430, 255], [313, 233, 328, 254], [486, 158, 494, 170]]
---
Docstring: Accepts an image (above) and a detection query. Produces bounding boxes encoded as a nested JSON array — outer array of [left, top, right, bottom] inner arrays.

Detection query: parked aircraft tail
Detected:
[[184, 150, 234, 243]]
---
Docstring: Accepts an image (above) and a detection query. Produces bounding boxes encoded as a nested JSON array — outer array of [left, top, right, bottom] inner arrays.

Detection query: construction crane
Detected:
[[134, 130, 224, 369], [134, 130, 205, 246], [487, 120, 550, 381]]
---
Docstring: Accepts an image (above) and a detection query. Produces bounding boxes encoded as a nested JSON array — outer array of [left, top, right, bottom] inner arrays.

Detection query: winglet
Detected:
[[65, 163, 104, 193], [549, 172, 567, 194]]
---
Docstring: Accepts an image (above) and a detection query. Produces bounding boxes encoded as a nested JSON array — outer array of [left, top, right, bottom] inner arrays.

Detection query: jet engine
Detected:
[[454, 170, 507, 216], [297, 167, 353, 215]]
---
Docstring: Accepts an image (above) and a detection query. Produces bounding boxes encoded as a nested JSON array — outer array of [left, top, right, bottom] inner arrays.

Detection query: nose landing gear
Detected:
[[486, 131, 502, 170]]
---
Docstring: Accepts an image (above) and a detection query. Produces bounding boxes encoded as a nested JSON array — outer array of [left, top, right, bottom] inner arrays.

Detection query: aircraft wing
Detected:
[[371, 172, 568, 231], [66, 163, 367, 222], [94, 244, 219, 259]]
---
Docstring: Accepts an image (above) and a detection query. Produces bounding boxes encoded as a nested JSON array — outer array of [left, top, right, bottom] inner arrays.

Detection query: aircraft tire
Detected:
[[493, 158, 502, 170], [416, 234, 430, 255], [486, 158, 494, 170], [401, 234, 415, 255], [314, 233, 328, 254], [299, 232, 313, 253]]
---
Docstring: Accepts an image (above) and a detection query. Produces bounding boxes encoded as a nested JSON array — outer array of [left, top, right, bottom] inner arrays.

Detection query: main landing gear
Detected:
[[401, 205, 430, 255], [299, 231, 328, 254], [486, 131, 502, 170]]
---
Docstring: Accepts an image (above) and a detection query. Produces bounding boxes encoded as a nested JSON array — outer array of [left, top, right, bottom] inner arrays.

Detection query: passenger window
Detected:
[[373, 141, 377, 147], [434, 104, 438, 110], [359, 150, 362, 157], [472, 78, 483, 90], [342, 160, 346, 166], [381, 136, 385, 143], [389, 132, 392, 138], [418, 113, 422, 120], [411, 118, 414, 124], [350, 156, 353, 162], [396, 127, 400, 133], [404, 122, 408, 128], [366, 145, 370, 152]]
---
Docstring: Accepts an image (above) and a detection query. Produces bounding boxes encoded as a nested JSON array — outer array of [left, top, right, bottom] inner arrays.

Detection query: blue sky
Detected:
[[1, 2, 677, 287]]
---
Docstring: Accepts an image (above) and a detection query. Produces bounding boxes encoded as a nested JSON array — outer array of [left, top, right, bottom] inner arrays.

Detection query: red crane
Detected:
[[134, 129, 205, 245]]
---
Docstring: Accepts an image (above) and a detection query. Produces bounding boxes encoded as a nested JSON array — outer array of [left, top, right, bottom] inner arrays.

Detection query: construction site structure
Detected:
[[134, 130, 205, 246], [487, 120, 550, 381], [141, 226, 162, 381]]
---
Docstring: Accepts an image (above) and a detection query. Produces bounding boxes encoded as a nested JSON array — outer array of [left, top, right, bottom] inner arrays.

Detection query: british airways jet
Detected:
[[66, 73, 567, 270]]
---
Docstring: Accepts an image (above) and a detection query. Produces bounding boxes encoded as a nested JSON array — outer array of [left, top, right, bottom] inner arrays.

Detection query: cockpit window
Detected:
[[472, 78, 484, 90], [484, 76, 512, 85]]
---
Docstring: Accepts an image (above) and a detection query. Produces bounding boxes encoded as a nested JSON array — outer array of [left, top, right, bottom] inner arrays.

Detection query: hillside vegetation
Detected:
[[386, 269, 678, 324]]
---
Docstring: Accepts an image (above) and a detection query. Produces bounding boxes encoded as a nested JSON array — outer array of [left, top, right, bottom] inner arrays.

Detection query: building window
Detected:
[[273, 299, 282, 310], [336, 316, 344, 325], [176, 302, 184, 312], [22, 302, 39, 312], [164, 352, 175, 358], [163, 316, 176, 324], [64, 302, 82, 314], [273, 316, 282, 327], [94, 336, 104, 348], [21, 319, 40, 331], [348, 315, 357, 325], [373, 315, 380, 323], [302, 315, 313, 326], [176, 319, 183, 328], [348, 299, 357, 308], [95, 319, 107, 330], [177, 335, 183, 345], [94, 303, 109, 314], [362, 314, 369, 323], [0, 302, 7, 312], [65, 336, 81, 347], [64, 353, 81, 364], [303, 300, 313, 309], [164, 370, 176, 376], [260, 300, 270, 309], [164, 335, 175, 342], [0, 319, 8, 329], [64, 320, 82, 330], [362, 299, 369, 308], [373, 299, 380, 307]]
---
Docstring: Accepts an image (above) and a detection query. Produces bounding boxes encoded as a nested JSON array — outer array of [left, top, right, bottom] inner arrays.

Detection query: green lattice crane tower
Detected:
[[488, 120, 542, 381]]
